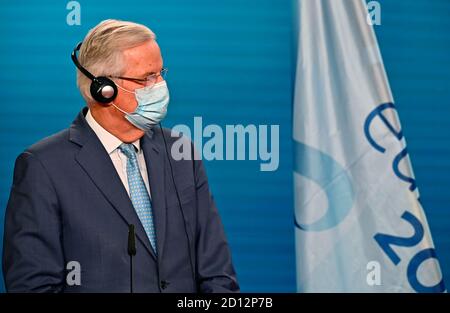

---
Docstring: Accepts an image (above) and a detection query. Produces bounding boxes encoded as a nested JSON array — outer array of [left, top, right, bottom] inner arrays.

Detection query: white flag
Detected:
[[293, 0, 445, 292]]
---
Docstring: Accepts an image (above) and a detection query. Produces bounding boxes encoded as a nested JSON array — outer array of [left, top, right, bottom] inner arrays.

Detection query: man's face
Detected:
[[114, 39, 164, 113], [92, 39, 164, 142]]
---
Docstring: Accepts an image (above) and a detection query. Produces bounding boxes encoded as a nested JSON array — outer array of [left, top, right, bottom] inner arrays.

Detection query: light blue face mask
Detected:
[[112, 80, 170, 131]]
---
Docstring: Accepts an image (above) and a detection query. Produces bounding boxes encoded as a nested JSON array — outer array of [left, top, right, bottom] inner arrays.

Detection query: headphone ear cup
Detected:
[[90, 77, 118, 103]]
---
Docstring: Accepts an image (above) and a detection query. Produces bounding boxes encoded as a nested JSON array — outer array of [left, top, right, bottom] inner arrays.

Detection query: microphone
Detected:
[[128, 224, 137, 293]]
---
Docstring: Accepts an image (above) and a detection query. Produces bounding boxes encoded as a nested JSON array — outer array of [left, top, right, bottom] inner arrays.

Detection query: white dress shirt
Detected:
[[85, 109, 152, 198]]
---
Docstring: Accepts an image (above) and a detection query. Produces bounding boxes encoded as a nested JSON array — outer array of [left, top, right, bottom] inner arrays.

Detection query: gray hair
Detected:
[[76, 19, 156, 103]]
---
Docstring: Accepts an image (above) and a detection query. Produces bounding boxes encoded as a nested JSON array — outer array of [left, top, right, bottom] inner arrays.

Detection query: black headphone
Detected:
[[71, 42, 118, 103]]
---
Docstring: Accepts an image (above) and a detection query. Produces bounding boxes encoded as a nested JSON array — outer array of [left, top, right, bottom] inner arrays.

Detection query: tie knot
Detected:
[[119, 143, 137, 159]]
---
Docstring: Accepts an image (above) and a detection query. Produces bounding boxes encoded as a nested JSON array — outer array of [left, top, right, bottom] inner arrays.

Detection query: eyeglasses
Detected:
[[110, 68, 168, 87]]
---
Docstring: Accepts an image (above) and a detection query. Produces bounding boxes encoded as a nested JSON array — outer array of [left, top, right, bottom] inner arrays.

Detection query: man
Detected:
[[2, 19, 239, 293]]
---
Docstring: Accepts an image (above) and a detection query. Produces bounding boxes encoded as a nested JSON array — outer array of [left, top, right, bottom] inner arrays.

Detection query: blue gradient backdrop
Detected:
[[0, 0, 448, 292]]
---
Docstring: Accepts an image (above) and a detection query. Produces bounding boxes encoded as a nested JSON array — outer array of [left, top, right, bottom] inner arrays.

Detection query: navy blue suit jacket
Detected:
[[2, 107, 239, 293]]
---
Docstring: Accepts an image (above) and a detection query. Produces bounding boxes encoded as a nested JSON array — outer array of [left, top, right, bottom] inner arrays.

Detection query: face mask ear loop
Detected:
[[109, 81, 134, 115], [110, 101, 130, 115], [115, 81, 136, 94]]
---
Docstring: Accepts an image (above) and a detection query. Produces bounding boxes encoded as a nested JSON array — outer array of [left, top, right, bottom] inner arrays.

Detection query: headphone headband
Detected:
[[71, 42, 118, 103], [71, 42, 96, 81]]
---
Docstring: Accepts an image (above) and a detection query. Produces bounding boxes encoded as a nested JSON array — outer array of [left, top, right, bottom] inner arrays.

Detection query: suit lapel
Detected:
[[141, 131, 167, 259], [69, 108, 156, 260]]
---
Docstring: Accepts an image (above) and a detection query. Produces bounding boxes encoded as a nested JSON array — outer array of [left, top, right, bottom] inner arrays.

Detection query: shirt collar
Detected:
[[85, 109, 140, 154]]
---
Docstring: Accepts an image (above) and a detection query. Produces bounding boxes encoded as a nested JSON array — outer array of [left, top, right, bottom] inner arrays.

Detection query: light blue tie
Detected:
[[119, 143, 157, 255]]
